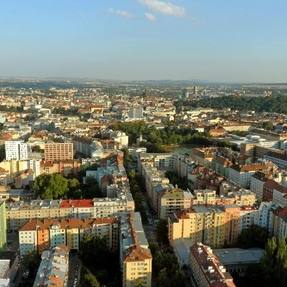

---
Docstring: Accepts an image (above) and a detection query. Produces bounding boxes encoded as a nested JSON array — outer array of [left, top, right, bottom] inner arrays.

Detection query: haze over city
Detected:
[[1, 2, 287, 287], [1, 0, 287, 82]]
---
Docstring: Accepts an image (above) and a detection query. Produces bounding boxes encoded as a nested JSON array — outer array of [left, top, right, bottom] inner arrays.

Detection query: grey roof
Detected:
[[214, 248, 264, 266]]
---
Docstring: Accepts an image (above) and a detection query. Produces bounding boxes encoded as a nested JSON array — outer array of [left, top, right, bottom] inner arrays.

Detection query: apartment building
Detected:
[[7, 196, 134, 231], [190, 243, 236, 287], [33, 246, 69, 287], [191, 147, 217, 168], [0, 201, 7, 250], [159, 188, 193, 219], [228, 162, 275, 188], [263, 179, 287, 206], [44, 143, 74, 161], [40, 160, 81, 176], [120, 213, 152, 287], [138, 153, 174, 173], [264, 150, 287, 169], [5, 140, 28, 161], [269, 206, 287, 239], [250, 172, 269, 201], [19, 217, 118, 256], [168, 205, 241, 248]]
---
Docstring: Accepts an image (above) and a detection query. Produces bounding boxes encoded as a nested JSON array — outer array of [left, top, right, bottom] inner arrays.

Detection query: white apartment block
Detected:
[[5, 141, 28, 160]]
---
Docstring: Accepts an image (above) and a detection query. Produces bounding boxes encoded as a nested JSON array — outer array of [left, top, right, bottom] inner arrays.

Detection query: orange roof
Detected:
[[60, 199, 93, 208], [20, 217, 118, 231], [124, 245, 152, 262]]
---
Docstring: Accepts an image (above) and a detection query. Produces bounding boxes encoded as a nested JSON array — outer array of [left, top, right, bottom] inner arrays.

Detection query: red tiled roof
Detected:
[[60, 199, 93, 208], [20, 217, 118, 231], [124, 245, 152, 262]]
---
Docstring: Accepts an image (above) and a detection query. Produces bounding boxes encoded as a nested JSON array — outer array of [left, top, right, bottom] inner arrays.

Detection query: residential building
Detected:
[[168, 205, 241, 248], [263, 179, 287, 206], [120, 213, 152, 287], [5, 140, 28, 160], [33, 246, 69, 287], [0, 201, 6, 250], [7, 195, 134, 231], [19, 217, 118, 256], [190, 243, 236, 287], [228, 162, 275, 188], [159, 188, 193, 219], [44, 143, 74, 161]]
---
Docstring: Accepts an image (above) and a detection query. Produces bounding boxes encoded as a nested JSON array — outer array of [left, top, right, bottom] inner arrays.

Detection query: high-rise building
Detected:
[[0, 201, 7, 250], [44, 143, 74, 161], [5, 140, 28, 160]]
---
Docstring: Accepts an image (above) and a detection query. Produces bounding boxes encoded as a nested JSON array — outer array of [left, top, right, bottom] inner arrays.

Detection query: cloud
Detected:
[[109, 8, 134, 19], [139, 0, 185, 17], [144, 12, 157, 21]]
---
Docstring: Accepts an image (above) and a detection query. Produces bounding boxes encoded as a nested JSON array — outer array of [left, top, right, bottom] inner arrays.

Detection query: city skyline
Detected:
[[1, 0, 287, 82]]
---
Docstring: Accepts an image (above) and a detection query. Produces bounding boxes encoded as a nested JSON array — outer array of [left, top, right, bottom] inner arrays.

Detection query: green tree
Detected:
[[237, 225, 268, 248], [79, 235, 120, 286], [262, 121, 274, 130], [32, 174, 69, 199], [81, 267, 101, 287], [156, 219, 169, 246], [245, 237, 287, 287], [0, 145, 5, 162]]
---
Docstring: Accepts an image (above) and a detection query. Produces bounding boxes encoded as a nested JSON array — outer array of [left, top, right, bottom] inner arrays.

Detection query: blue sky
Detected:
[[0, 0, 287, 82]]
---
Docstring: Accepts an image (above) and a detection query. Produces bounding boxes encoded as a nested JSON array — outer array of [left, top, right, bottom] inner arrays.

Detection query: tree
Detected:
[[262, 121, 274, 131], [81, 267, 101, 287], [19, 252, 41, 287], [156, 219, 169, 246], [237, 225, 269, 248], [0, 145, 5, 162], [32, 174, 80, 199], [79, 235, 120, 286], [244, 237, 287, 287], [31, 145, 43, 153]]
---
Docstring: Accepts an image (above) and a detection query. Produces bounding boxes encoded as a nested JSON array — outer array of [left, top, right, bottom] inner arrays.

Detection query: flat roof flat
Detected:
[[214, 248, 264, 266]]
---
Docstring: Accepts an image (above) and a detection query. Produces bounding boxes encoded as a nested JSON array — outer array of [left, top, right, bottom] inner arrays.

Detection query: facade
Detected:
[[40, 160, 81, 176], [120, 213, 152, 287], [7, 197, 134, 231], [140, 158, 192, 219], [263, 179, 287, 206], [159, 188, 193, 219], [168, 205, 241, 248], [228, 163, 275, 189], [0, 201, 7, 250], [5, 141, 28, 161], [19, 217, 118, 256], [190, 243, 236, 287], [33, 246, 69, 287], [44, 143, 74, 161], [250, 172, 267, 201]]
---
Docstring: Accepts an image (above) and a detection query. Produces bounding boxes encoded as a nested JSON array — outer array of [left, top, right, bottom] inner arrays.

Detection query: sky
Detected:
[[0, 0, 287, 82]]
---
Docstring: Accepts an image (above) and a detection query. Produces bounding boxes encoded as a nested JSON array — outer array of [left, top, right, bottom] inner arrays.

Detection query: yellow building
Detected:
[[159, 187, 193, 219], [121, 212, 152, 287], [168, 205, 240, 248], [123, 245, 152, 287]]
